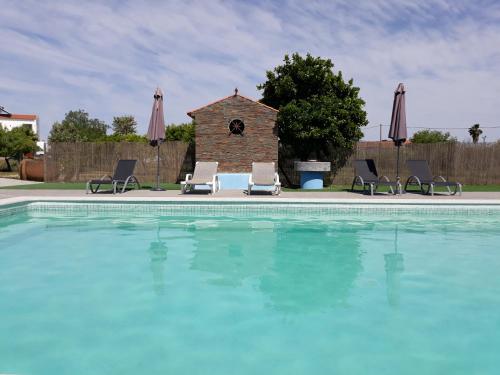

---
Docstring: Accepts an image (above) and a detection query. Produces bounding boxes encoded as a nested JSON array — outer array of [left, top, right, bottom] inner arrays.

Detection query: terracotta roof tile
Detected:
[[0, 113, 38, 121], [187, 93, 278, 117]]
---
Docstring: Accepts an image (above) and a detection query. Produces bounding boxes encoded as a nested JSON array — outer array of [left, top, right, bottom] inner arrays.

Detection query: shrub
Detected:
[[165, 122, 195, 144]]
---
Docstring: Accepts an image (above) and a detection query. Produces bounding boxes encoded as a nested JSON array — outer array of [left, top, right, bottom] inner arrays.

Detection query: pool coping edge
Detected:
[[2, 195, 500, 207]]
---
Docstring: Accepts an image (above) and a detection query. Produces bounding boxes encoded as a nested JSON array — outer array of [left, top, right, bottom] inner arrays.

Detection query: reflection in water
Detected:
[[189, 218, 363, 314], [190, 220, 275, 286], [384, 225, 404, 307], [260, 224, 363, 314], [148, 225, 168, 295]]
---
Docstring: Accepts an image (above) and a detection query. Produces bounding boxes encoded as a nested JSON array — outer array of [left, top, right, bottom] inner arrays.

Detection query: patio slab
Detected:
[[0, 178, 42, 188], [1, 189, 500, 204]]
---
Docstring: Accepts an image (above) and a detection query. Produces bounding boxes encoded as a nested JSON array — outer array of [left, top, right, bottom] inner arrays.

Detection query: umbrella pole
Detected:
[[151, 143, 165, 191], [157, 144, 160, 189], [395, 144, 403, 194], [396, 144, 400, 181]]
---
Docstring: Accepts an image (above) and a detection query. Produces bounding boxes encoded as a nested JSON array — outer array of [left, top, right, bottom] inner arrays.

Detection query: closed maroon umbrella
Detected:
[[147, 88, 166, 191], [388, 83, 407, 182]]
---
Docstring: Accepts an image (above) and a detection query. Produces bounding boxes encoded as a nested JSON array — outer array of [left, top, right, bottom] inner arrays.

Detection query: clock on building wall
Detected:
[[228, 119, 245, 135]]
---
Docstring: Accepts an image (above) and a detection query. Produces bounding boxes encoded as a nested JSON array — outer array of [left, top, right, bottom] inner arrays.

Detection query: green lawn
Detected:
[[458, 185, 500, 192], [286, 184, 500, 192], [283, 185, 349, 192], [2, 181, 500, 192], [0, 182, 181, 190]]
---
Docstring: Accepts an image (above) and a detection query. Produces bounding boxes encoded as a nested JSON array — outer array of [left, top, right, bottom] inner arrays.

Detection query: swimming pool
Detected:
[[1, 201, 500, 374]]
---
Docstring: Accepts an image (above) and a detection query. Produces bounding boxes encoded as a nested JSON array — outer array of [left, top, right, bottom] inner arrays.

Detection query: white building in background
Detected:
[[0, 106, 39, 136], [36, 141, 46, 155], [1, 106, 45, 154]]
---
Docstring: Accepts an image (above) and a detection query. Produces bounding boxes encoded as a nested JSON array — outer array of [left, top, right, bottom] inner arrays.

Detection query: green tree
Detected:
[[410, 129, 456, 143], [165, 122, 195, 144], [101, 133, 148, 143], [0, 125, 9, 169], [0, 125, 38, 171], [258, 53, 368, 161], [468, 123, 482, 144], [112, 115, 137, 136], [48, 110, 108, 142]]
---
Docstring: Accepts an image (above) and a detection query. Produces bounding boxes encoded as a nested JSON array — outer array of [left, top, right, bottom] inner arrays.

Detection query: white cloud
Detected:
[[0, 0, 499, 141]]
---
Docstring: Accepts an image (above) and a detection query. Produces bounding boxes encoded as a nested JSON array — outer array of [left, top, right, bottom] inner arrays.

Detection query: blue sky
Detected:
[[1, 0, 500, 141]]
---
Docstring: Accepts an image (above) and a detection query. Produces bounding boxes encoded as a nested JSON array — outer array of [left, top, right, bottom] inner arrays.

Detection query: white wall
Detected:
[[0, 118, 38, 135], [36, 141, 46, 155]]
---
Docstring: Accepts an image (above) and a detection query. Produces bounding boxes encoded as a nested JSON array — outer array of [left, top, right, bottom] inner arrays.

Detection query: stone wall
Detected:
[[189, 94, 278, 172]]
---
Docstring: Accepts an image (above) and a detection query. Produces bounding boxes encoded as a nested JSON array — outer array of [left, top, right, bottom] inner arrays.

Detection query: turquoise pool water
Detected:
[[1, 203, 500, 374]]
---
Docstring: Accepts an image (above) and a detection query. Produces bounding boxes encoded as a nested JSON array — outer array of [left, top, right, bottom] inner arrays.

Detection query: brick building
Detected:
[[187, 90, 278, 172]]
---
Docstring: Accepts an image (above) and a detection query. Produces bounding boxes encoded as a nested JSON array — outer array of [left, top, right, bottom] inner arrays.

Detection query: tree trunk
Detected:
[[278, 162, 293, 187], [4, 157, 12, 172]]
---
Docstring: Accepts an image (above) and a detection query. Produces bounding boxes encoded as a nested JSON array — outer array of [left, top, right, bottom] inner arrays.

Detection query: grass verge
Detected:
[[285, 184, 500, 192], [2, 181, 500, 192], [0, 182, 181, 190]]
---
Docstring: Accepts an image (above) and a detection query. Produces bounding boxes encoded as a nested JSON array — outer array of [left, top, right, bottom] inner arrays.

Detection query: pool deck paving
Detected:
[[1, 188, 500, 205], [0, 177, 42, 187]]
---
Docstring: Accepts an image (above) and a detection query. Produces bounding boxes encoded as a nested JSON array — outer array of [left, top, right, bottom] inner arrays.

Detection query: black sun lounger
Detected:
[[351, 159, 401, 195], [404, 160, 462, 196], [86, 159, 140, 194]]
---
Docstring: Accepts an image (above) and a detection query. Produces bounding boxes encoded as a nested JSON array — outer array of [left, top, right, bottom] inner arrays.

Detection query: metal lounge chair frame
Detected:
[[248, 162, 281, 195], [404, 160, 462, 196], [181, 161, 219, 194], [86, 159, 140, 194], [351, 159, 402, 195]]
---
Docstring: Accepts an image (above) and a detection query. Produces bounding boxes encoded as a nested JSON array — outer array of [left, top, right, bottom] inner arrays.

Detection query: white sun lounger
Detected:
[[248, 162, 281, 195], [181, 161, 219, 194]]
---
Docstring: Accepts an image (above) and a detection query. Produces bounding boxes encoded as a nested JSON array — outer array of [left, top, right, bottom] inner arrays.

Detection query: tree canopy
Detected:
[[48, 110, 196, 144], [112, 115, 137, 136], [48, 110, 108, 142], [468, 123, 483, 144], [410, 129, 456, 143], [165, 122, 195, 144], [258, 53, 368, 161], [0, 124, 39, 171], [103, 133, 148, 143]]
